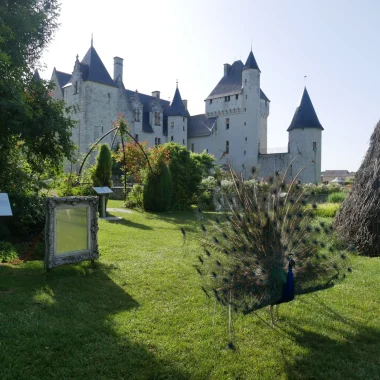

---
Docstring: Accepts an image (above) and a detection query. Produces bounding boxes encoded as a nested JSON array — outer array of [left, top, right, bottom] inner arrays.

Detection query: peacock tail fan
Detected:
[[184, 163, 354, 315]]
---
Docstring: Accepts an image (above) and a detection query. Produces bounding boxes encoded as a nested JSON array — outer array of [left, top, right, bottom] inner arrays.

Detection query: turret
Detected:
[[288, 87, 323, 183], [165, 85, 189, 146]]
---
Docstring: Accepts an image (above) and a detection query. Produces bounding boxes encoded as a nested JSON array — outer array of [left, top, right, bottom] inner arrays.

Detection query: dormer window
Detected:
[[134, 109, 140, 122], [74, 81, 78, 94], [154, 112, 161, 126]]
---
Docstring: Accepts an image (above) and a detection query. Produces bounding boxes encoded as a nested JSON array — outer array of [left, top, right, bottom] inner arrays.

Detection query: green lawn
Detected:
[[1, 208, 380, 379]]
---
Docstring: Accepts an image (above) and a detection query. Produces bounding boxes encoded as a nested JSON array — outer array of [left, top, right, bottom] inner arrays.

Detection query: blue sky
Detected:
[[41, 0, 380, 171]]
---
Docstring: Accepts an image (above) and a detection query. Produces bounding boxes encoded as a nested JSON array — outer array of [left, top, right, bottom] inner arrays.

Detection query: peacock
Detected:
[[183, 165, 353, 328]]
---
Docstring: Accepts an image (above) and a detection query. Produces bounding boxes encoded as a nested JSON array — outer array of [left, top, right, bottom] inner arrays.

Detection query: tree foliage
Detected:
[[143, 159, 172, 212], [91, 144, 113, 188], [0, 0, 76, 236]]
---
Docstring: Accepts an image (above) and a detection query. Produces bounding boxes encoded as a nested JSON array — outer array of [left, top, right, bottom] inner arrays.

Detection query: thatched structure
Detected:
[[335, 121, 380, 256]]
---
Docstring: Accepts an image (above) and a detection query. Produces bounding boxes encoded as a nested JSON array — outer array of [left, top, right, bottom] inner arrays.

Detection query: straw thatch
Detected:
[[334, 121, 380, 256]]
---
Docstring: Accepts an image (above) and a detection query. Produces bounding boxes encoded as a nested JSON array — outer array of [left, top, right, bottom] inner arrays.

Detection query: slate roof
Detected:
[[207, 60, 244, 100], [243, 50, 260, 72], [125, 90, 170, 134], [77, 46, 116, 87], [322, 170, 351, 177], [188, 114, 217, 138], [206, 54, 269, 101], [33, 70, 41, 82], [125, 90, 170, 107], [164, 88, 190, 117], [54, 70, 71, 90], [287, 88, 324, 131], [260, 89, 270, 102]]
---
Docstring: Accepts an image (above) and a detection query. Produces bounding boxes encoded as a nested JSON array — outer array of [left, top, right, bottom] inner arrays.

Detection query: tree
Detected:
[[160, 143, 207, 210], [0, 0, 75, 196], [0, 1, 75, 237], [143, 159, 172, 212], [91, 144, 113, 188]]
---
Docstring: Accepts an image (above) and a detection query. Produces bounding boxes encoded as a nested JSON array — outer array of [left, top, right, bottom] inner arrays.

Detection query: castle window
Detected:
[[245, 137, 247, 142], [154, 112, 161, 126], [209, 99, 213, 104], [246, 95, 247, 99], [171, 136, 174, 141], [226, 118, 230, 130], [191, 143, 194, 152], [206, 149, 208, 153], [244, 122, 246, 126], [242, 164, 245, 168], [135, 134, 139, 142], [225, 141, 229, 154], [313, 142, 317, 151], [182, 139, 185, 145], [134, 109, 140, 122], [183, 117, 185, 122], [244, 150, 246, 155], [108, 93, 111, 103], [183, 126, 185, 131], [155, 137, 161, 146], [224, 95, 230, 102], [236, 94, 239, 100], [245, 79, 247, 85], [171, 122, 174, 128], [74, 81, 78, 94], [245, 108, 246, 111]]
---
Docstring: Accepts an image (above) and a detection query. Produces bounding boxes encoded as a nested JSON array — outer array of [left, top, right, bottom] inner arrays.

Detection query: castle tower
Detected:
[[242, 50, 262, 171], [287, 87, 324, 183], [166, 85, 189, 146]]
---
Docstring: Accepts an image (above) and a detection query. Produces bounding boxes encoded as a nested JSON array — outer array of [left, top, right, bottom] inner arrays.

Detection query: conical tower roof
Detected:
[[243, 50, 260, 72], [165, 87, 190, 117], [77, 45, 116, 87], [287, 88, 324, 131]]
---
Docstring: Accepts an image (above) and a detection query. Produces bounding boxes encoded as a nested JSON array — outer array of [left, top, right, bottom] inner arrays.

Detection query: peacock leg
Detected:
[[269, 305, 275, 324]]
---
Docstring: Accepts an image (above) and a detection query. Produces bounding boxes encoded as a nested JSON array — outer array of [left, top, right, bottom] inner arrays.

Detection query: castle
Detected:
[[51, 42, 323, 183]]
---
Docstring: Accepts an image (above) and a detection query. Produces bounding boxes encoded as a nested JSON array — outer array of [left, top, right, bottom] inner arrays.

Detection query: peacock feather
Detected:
[[185, 165, 353, 318]]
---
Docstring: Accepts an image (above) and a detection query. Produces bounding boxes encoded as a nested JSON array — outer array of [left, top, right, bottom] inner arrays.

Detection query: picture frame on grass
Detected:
[[44, 196, 99, 270]]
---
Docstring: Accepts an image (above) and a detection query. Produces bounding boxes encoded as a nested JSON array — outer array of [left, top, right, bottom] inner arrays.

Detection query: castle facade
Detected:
[[51, 42, 323, 183]]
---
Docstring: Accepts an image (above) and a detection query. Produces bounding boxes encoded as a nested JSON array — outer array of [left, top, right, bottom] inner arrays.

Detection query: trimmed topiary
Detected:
[[143, 160, 172, 212]]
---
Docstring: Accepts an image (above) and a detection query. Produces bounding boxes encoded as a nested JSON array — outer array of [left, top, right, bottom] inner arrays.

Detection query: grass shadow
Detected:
[[105, 217, 153, 230], [283, 296, 380, 379], [0, 262, 188, 379]]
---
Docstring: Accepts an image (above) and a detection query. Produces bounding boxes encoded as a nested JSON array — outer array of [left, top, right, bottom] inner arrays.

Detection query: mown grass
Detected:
[[1, 206, 380, 379]]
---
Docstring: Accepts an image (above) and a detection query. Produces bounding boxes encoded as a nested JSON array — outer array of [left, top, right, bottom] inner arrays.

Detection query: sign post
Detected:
[[92, 187, 113, 218]]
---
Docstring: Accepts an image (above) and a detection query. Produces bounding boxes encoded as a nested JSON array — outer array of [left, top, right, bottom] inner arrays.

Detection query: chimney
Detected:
[[113, 57, 124, 82], [152, 91, 160, 98], [224, 63, 231, 76], [182, 99, 188, 110]]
